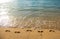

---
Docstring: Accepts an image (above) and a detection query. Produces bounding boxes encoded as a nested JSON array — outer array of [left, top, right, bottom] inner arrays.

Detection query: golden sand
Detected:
[[0, 28, 60, 39]]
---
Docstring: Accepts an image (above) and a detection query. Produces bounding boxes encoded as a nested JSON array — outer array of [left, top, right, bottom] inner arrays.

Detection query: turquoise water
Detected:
[[17, 0, 60, 10], [0, 0, 60, 17], [10, 0, 60, 17], [0, 0, 60, 28]]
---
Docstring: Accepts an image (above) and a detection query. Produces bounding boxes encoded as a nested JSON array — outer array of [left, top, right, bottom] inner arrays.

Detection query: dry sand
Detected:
[[0, 28, 60, 39]]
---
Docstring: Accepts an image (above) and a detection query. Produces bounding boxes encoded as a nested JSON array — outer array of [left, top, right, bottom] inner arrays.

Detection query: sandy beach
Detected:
[[0, 28, 60, 39]]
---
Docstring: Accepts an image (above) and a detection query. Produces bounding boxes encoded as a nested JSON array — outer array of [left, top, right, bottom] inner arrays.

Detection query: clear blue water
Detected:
[[3, 0, 59, 17], [17, 0, 60, 10], [0, 0, 60, 16], [0, 0, 60, 27]]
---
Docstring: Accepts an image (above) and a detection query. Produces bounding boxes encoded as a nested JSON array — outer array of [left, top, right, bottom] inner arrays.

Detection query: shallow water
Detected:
[[0, 0, 60, 30]]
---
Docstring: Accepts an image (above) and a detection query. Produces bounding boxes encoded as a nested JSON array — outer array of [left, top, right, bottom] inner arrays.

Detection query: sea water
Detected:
[[0, 0, 60, 30]]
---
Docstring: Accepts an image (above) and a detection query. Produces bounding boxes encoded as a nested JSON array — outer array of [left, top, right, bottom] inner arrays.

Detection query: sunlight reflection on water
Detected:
[[0, 0, 60, 31], [0, 0, 14, 27], [0, 5, 12, 27]]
